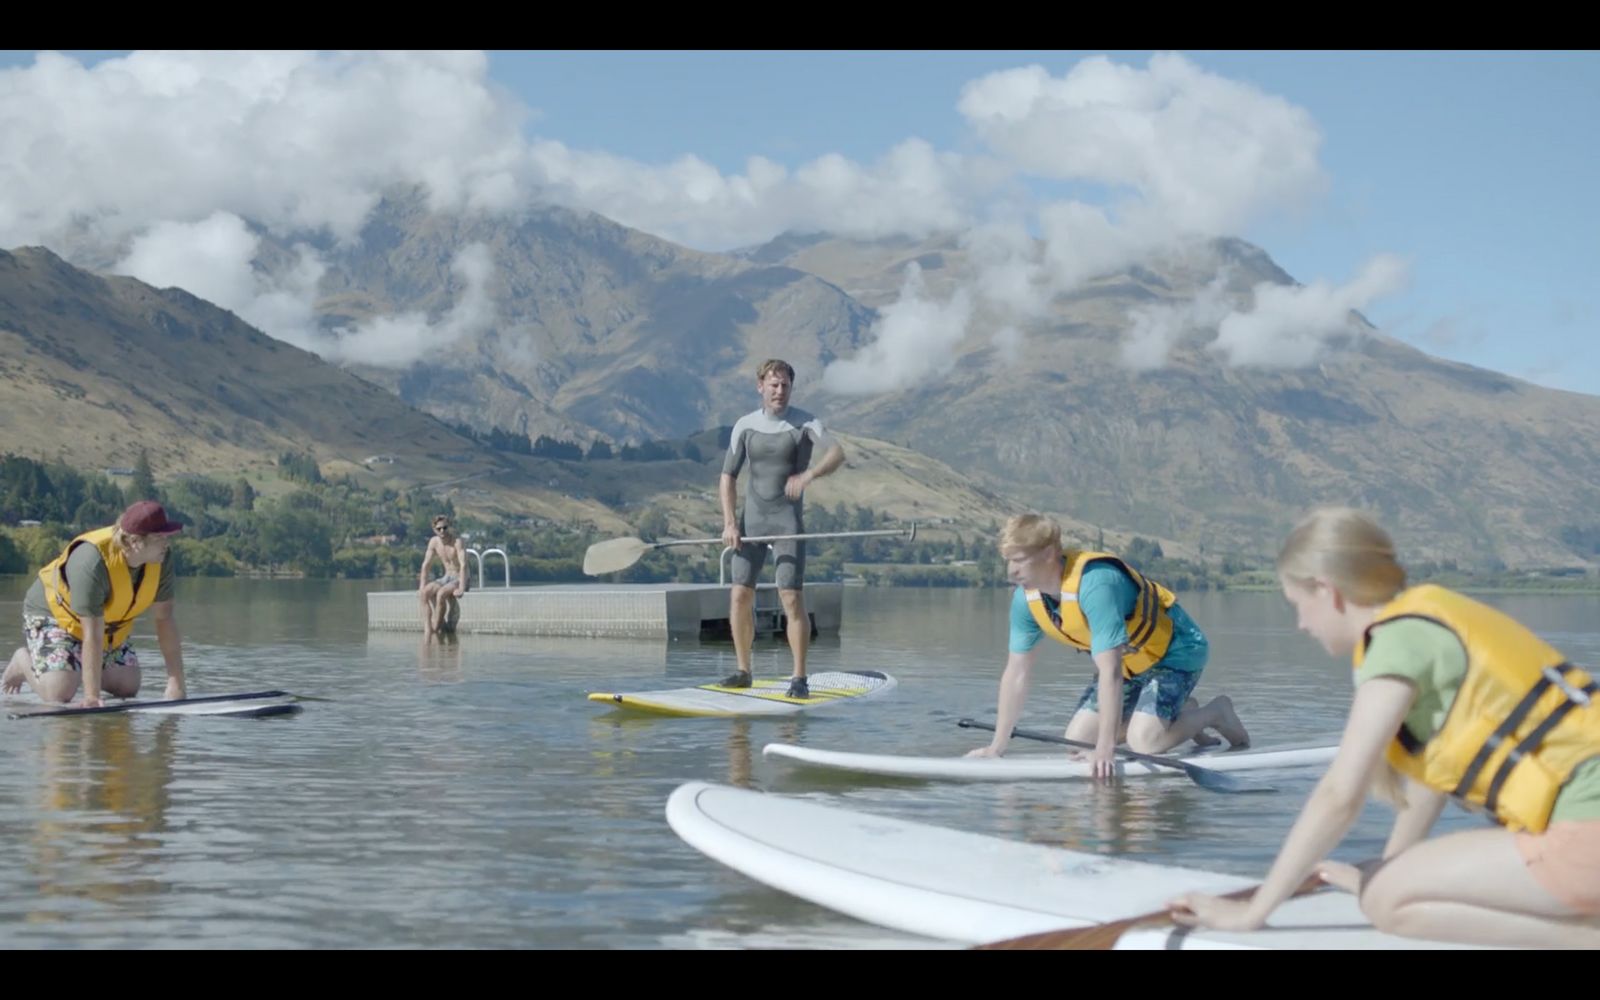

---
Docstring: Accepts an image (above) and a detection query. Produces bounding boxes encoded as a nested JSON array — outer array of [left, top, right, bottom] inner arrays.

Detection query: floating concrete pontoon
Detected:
[[366, 582, 842, 639]]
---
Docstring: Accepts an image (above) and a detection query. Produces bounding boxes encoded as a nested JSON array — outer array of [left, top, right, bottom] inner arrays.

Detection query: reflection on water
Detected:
[[20, 715, 178, 922], [0, 576, 1595, 948]]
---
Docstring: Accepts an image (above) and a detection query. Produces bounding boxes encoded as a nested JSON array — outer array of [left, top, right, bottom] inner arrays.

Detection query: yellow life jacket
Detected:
[[1353, 584, 1600, 832], [1025, 550, 1177, 678], [38, 527, 163, 648]]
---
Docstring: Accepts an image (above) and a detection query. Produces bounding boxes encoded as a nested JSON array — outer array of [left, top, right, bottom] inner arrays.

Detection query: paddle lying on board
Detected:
[[975, 872, 1327, 950], [956, 718, 1276, 794], [582, 524, 917, 575]]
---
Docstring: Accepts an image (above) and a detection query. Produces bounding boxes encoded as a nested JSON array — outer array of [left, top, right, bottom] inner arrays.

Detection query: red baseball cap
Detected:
[[119, 500, 184, 536]]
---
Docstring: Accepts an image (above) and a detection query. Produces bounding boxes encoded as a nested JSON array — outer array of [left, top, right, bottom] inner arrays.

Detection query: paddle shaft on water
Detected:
[[956, 718, 1274, 794], [583, 524, 916, 575]]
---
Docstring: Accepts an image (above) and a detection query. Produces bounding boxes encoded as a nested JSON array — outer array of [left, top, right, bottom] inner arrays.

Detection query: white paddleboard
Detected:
[[666, 781, 1489, 949], [1113, 891, 1490, 950], [8, 689, 303, 719], [589, 670, 895, 718], [761, 740, 1338, 781]]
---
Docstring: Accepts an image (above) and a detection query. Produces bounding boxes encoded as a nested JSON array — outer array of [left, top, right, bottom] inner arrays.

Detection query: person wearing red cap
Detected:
[[3, 500, 190, 708]]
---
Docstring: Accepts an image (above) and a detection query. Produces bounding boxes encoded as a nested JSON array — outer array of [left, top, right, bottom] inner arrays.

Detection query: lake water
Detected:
[[2, 578, 1597, 949]]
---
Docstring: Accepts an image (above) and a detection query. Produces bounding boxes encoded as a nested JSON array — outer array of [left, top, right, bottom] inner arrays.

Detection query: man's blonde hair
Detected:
[[1276, 507, 1406, 606], [757, 359, 796, 382], [998, 513, 1062, 555]]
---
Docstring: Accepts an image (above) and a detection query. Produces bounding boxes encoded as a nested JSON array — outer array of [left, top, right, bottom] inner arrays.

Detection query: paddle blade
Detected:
[[1186, 767, 1275, 794], [582, 537, 652, 575]]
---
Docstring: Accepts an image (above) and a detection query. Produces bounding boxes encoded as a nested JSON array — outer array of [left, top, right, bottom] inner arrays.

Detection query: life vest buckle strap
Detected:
[[1544, 663, 1593, 708], [1126, 578, 1159, 651], [1454, 673, 1554, 798], [1485, 696, 1586, 817]]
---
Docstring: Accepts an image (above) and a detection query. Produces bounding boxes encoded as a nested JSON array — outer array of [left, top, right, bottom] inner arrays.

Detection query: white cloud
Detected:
[[821, 263, 973, 395], [116, 211, 329, 353], [1120, 272, 1235, 370], [330, 243, 499, 368], [957, 53, 1326, 237], [991, 325, 1023, 366], [117, 212, 261, 313], [115, 216, 497, 368], [527, 137, 995, 250], [1, 49, 1326, 266], [964, 222, 1051, 318], [1209, 254, 1410, 368], [1037, 201, 1161, 294], [240, 247, 327, 351], [2, 50, 1377, 393], [824, 52, 1332, 393], [1, 50, 1001, 266], [1, 50, 531, 249]]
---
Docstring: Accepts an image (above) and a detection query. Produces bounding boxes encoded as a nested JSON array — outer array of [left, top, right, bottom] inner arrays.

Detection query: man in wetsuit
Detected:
[[719, 359, 846, 698]]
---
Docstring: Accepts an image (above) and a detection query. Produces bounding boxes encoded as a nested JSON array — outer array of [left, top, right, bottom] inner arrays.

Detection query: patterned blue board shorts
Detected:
[[22, 615, 140, 676], [1075, 664, 1202, 724]]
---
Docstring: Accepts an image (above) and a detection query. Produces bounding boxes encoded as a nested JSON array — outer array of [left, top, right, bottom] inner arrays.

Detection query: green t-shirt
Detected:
[[1357, 617, 1600, 823], [22, 542, 176, 623]]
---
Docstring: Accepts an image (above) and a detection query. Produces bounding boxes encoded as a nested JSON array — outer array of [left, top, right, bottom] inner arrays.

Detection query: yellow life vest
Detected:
[[38, 527, 163, 648], [1353, 584, 1600, 832], [1025, 550, 1177, 678]]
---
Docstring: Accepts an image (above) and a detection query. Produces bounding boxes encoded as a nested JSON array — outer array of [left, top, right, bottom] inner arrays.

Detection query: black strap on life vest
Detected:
[[1482, 664, 1598, 814]]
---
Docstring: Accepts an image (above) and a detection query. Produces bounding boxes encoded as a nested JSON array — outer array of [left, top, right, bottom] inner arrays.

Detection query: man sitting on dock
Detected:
[[419, 515, 469, 635]]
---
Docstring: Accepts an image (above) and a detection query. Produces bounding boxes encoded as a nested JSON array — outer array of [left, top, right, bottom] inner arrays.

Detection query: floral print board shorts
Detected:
[[21, 615, 140, 676], [1074, 664, 1202, 724]]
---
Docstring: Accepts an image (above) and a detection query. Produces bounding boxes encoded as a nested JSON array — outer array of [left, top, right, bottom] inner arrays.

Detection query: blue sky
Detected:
[[1, 50, 1595, 393]]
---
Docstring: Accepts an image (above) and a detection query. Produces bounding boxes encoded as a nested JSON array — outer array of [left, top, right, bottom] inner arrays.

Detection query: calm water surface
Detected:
[[2, 578, 1597, 948]]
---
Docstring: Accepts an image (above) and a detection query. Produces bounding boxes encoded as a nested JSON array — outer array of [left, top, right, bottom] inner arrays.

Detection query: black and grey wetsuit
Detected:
[[722, 405, 832, 590]]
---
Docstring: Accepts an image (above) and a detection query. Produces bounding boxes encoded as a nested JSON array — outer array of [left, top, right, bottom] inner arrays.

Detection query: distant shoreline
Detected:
[[3, 573, 1598, 597], [1223, 583, 1600, 596]]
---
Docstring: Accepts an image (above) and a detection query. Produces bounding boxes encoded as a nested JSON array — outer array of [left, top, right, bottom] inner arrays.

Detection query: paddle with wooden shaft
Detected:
[[974, 871, 1327, 950], [582, 524, 917, 576], [957, 718, 1276, 794]]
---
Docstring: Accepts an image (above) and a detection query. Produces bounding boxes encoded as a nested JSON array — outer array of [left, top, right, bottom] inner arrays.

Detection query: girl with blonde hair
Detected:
[[1171, 507, 1600, 947]]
